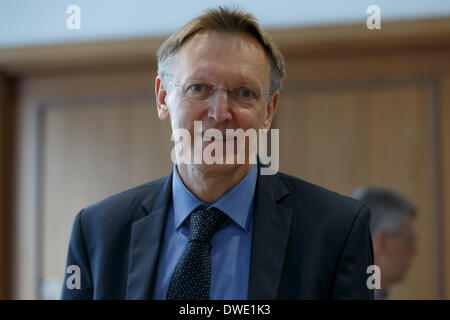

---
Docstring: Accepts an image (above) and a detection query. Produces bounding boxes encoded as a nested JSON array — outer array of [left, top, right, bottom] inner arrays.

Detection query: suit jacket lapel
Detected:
[[248, 166, 293, 299], [126, 171, 173, 299]]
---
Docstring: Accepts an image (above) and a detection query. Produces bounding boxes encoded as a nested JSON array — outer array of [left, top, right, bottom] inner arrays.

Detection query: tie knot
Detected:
[[189, 207, 228, 243]]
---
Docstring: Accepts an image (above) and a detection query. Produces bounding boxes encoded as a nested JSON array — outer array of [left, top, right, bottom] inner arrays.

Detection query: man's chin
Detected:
[[177, 154, 254, 174], [175, 148, 257, 174], [193, 161, 248, 175]]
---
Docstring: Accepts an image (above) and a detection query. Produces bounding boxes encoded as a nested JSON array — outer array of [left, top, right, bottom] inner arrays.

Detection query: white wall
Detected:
[[1, 0, 449, 48]]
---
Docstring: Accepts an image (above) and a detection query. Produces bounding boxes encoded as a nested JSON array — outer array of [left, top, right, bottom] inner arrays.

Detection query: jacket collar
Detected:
[[126, 171, 173, 299], [247, 163, 293, 299]]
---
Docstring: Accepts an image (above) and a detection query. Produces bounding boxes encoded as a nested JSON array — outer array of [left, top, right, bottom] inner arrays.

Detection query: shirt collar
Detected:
[[172, 164, 258, 232]]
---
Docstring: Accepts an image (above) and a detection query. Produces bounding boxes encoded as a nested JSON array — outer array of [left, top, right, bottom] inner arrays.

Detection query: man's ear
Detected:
[[155, 75, 170, 121], [263, 91, 279, 130]]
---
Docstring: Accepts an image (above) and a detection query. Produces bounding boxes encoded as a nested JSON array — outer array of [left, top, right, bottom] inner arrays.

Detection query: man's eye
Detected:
[[190, 84, 203, 93], [239, 89, 253, 98]]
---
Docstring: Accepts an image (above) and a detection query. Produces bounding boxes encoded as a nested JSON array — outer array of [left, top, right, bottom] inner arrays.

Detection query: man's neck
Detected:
[[177, 163, 253, 204]]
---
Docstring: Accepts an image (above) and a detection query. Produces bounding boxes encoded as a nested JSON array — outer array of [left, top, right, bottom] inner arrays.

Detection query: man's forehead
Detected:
[[178, 65, 263, 84], [171, 30, 270, 84]]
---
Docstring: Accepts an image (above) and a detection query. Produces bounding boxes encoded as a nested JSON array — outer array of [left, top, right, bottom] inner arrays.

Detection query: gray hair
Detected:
[[156, 6, 286, 95], [352, 186, 416, 234]]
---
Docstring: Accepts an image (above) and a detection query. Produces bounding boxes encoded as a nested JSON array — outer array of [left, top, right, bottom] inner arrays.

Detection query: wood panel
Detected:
[[440, 74, 450, 299], [40, 99, 172, 297], [0, 74, 16, 299], [1, 18, 450, 75], [0, 75, 8, 299], [16, 68, 173, 298], [274, 81, 438, 299], [283, 49, 450, 85]]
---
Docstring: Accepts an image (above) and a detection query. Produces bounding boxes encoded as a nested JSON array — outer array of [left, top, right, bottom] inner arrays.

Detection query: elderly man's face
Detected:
[[384, 218, 417, 281], [374, 217, 417, 286], [156, 30, 278, 173]]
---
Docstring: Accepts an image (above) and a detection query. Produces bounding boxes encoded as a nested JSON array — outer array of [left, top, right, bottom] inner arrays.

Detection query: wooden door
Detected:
[[17, 69, 173, 298]]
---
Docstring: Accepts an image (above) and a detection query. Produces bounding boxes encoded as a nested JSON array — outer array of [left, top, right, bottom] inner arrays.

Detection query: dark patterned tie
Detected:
[[166, 206, 228, 300]]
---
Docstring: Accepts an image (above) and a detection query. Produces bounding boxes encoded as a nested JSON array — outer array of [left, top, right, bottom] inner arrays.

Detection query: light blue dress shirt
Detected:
[[152, 164, 257, 300]]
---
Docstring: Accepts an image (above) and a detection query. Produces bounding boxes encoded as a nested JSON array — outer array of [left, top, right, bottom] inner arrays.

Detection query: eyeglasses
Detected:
[[166, 80, 272, 108]]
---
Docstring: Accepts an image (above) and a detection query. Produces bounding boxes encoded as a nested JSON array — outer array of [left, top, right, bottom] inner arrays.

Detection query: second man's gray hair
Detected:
[[352, 186, 416, 234]]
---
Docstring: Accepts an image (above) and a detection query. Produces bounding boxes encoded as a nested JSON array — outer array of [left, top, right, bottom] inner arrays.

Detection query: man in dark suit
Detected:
[[61, 6, 374, 300]]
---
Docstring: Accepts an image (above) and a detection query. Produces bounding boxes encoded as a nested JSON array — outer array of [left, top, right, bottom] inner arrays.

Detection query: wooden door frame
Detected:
[[0, 74, 17, 299], [1, 17, 450, 299]]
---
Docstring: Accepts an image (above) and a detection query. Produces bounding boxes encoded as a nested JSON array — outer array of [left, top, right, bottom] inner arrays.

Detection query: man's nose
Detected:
[[207, 89, 232, 123]]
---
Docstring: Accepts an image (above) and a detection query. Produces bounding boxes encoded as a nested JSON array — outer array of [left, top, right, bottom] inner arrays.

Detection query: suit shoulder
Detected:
[[274, 172, 371, 244], [80, 175, 168, 223], [276, 171, 365, 215]]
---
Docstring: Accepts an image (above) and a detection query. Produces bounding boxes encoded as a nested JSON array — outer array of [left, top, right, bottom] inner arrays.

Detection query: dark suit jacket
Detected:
[[61, 164, 374, 299]]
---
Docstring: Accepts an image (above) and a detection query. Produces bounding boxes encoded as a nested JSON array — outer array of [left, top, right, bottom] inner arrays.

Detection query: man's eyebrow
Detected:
[[183, 76, 208, 83], [183, 75, 263, 88]]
